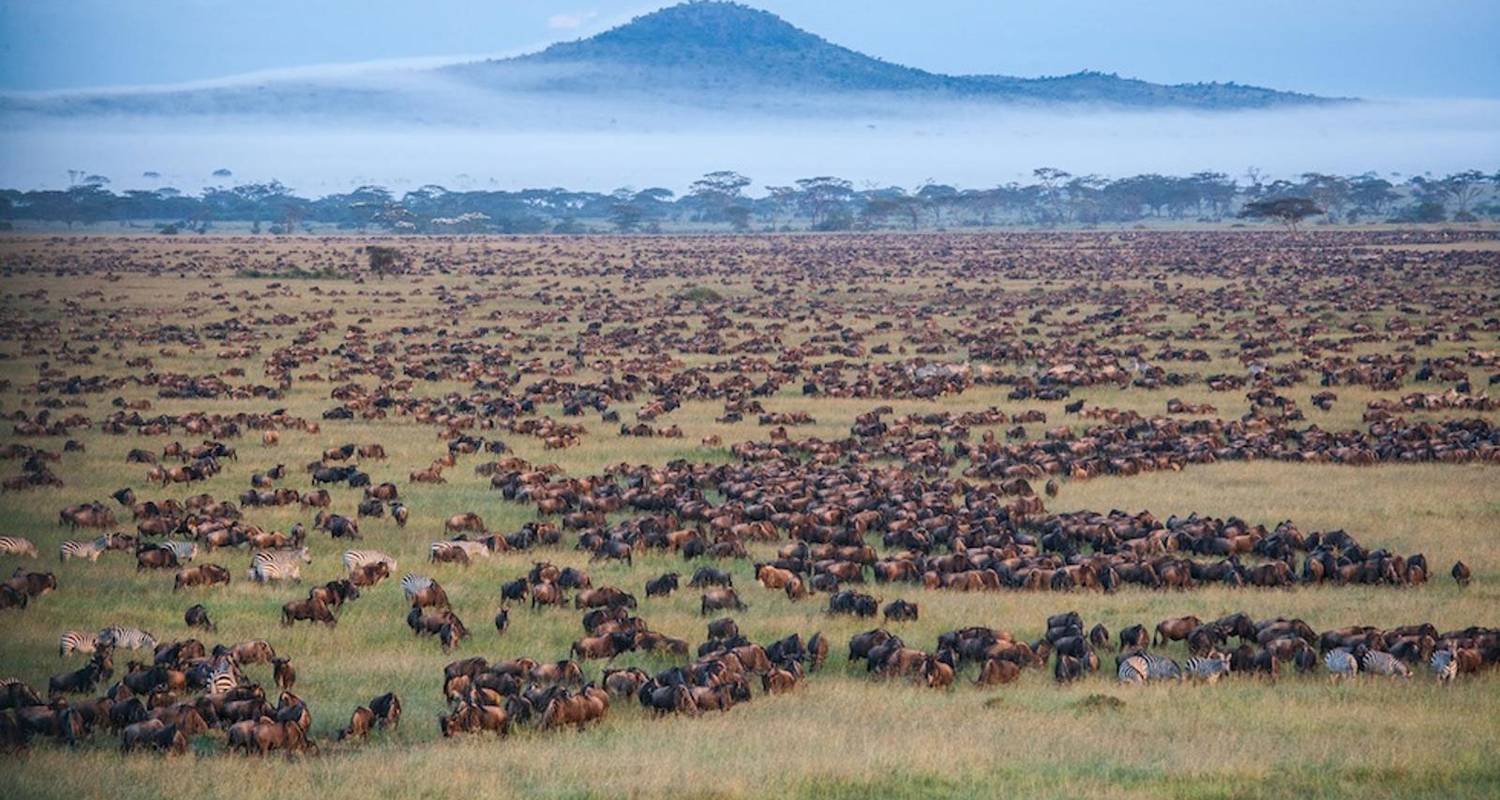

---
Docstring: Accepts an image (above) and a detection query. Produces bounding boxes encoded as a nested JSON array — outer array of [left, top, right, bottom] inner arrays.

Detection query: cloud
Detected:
[[547, 10, 599, 30]]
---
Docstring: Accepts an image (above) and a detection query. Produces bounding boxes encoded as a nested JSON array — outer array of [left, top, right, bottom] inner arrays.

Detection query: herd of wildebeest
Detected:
[[0, 230, 1496, 758]]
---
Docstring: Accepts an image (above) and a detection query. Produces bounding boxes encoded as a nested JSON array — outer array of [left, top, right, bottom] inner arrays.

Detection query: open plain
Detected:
[[0, 230, 1497, 799]]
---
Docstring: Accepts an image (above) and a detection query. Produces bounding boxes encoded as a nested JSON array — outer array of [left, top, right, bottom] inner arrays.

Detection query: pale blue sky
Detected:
[[1, 0, 1497, 97]]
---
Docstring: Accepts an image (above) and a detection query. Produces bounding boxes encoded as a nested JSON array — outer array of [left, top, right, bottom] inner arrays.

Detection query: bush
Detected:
[[677, 287, 724, 303]]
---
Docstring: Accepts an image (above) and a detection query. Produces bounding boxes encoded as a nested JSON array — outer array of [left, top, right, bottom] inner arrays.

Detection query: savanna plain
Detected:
[[0, 230, 1497, 800]]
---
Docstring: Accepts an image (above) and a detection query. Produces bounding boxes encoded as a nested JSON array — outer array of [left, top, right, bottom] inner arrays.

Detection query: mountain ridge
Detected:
[[1, 1, 1342, 118], [442, 2, 1336, 108]]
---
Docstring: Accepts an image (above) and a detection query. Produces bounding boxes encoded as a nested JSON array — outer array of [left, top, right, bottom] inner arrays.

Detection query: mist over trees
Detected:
[[1, 168, 1495, 234]]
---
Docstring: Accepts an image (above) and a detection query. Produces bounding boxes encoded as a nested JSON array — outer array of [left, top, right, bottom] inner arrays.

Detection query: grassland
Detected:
[[0, 232, 1497, 799]]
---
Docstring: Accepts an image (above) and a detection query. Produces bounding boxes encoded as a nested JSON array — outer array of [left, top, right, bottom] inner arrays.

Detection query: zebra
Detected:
[[58, 630, 98, 657], [248, 548, 311, 583], [59, 537, 107, 563], [1361, 650, 1412, 679], [1324, 648, 1358, 680], [1184, 654, 1232, 683], [343, 549, 397, 573], [1429, 650, 1458, 683], [1118, 651, 1181, 683], [431, 540, 487, 561], [209, 662, 240, 694], [160, 541, 198, 562], [400, 573, 433, 601], [0, 536, 37, 558], [97, 625, 157, 652]]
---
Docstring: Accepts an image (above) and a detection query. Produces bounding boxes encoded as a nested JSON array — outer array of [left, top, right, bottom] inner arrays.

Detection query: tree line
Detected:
[[0, 168, 1494, 234]]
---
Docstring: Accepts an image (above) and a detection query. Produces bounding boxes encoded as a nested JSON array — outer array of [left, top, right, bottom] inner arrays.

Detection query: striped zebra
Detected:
[[1430, 650, 1457, 683], [248, 548, 311, 583], [160, 541, 197, 562], [1324, 648, 1358, 679], [1117, 652, 1181, 683], [97, 625, 157, 652], [1429, 650, 1458, 683], [209, 662, 240, 694], [58, 630, 98, 657], [343, 549, 397, 573], [0, 536, 37, 558], [59, 537, 107, 563], [1184, 654, 1232, 683], [1361, 650, 1412, 679], [400, 574, 433, 601], [431, 540, 487, 561]]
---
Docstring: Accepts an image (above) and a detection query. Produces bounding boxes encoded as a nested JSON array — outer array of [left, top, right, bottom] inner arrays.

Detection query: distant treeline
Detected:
[[1, 168, 1495, 234]]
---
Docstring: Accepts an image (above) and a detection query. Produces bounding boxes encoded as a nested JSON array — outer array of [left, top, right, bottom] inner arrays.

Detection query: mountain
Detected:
[[1, 1, 1338, 119], [449, 2, 1332, 109]]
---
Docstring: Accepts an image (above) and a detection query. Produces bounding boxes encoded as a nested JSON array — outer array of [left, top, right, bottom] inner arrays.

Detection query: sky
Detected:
[[1, 0, 1497, 98]]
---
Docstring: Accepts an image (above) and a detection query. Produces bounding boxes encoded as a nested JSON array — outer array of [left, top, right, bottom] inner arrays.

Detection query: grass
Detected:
[[0, 231, 1496, 800]]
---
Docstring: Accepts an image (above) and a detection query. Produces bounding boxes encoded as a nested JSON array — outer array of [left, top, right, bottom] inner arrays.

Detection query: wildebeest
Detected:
[[645, 572, 679, 597], [700, 588, 747, 614], [173, 563, 230, 592]]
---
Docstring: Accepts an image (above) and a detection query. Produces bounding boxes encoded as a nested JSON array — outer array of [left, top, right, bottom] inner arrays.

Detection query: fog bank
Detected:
[[1, 98, 1495, 193]]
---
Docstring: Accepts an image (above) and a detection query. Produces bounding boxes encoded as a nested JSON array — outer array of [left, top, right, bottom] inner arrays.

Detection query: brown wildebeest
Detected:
[[540, 686, 608, 730], [975, 658, 1021, 685], [529, 660, 585, 687], [439, 702, 509, 737], [184, 604, 215, 631], [444, 512, 485, 533], [701, 588, 747, 614], [272, 657, 296, 691], [173, 564, 230, 592], [350, 562, 390, 587], [529, 581, 565, 610], [338, 706, 376, 740], [408, 581, 450, 610], [572, 632, 636, 661], [120, 719, 188, 755], [369, 692, 401, 729], [1452, 561, 1471, 587], [282, 597, 336, 626], [1154, 615, 1202, 646], [135, 547, 179, 571], [226, 639, 276, 665], [921, 655, 955, 689]]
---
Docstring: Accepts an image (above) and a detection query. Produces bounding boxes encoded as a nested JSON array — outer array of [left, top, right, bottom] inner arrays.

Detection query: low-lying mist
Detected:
[[1, 97, 1495, 193]]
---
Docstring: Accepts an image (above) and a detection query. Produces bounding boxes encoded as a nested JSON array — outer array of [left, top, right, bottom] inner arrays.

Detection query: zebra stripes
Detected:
[[430, 540, 488, 561], [97, 625, 156, 651], [401, 574, 433, 600], [343, 549, 397, 573], [1184, 654, 1232, 683], [0, 536, 37, 558], [159, 541, 197, 561], [1118, 651, 1182, 683], [1360, 650, 1412, 678], [248, 548, 311, 583], [1324, 648, 1358, 678], [59, 538, 107, 563], [1429, 650, 1458, 683], [209, 662, 240, 694], [58, 630, 98, 657]]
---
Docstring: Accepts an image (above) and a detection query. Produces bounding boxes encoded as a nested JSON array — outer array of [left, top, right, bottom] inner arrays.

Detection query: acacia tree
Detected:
[[1441, 170, 1488, 219], [795, 176, 854, 229], [688, 170, 751, 225], [1238, 197, 1323, 232]]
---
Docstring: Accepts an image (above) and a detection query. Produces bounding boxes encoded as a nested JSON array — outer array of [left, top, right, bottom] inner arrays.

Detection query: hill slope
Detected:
[[0, 1, 1337, 119]]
